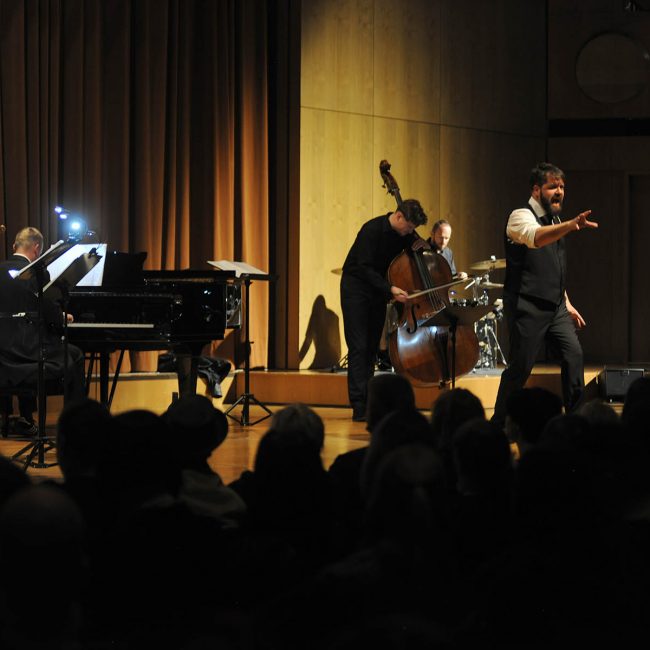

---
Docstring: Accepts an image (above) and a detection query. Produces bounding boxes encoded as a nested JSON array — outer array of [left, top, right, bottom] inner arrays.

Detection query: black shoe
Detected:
[[13, 417, 38, 437], [352, 408, 366, 422]]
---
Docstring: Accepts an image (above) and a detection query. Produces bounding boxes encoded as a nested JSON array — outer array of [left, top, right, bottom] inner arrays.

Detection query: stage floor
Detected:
[[0, 405, 371, 484], [0, 364, 607, 482]]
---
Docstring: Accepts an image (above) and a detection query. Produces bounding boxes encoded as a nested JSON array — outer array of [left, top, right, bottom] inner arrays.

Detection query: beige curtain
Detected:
[[0, 0, 271, 370]]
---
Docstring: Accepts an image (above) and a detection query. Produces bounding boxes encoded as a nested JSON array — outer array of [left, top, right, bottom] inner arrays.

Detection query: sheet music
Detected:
[[208, 260, 267, 277], [45, 243, 108, 288]]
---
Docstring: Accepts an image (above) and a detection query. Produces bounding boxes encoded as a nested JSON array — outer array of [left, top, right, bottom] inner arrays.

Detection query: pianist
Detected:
[[0, 227, 85, 433]]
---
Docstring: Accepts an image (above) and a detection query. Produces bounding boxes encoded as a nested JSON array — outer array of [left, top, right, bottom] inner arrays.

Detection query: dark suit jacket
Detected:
[[0, 257, 66, 387]]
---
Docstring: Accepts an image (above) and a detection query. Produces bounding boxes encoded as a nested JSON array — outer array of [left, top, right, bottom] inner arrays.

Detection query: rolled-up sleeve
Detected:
[[507, 208, 540, 249]]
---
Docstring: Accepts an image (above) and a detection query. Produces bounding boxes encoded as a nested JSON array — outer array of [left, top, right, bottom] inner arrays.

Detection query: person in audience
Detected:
[[229, 404, 337, 601], [164, 394, 246, 527], [267, 402, 326, 451], [328, 373, 416, 546], [0, 485, 87, 649], [91, 409, 227, 646], [360, 408, 436, 501], [54, 398, 113, 549], [505, 386, 563, 458], [254, 444, 458, 650], [578, 398, 619, 428], [430, 387, 485, 490], [450, 417, 514, 579]]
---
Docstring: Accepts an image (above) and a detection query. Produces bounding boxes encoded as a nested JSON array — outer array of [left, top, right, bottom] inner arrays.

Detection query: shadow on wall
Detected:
[[299, 295, 341, 370]]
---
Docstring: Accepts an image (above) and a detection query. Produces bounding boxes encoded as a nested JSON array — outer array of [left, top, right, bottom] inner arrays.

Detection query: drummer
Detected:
[[427, 219, 468, 280]]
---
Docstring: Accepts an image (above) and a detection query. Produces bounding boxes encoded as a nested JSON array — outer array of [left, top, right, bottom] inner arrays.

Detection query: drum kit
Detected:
[[451, 256, 508, 371]]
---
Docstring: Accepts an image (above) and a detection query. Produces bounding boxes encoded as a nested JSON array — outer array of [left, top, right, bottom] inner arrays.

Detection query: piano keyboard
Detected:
[[68, 322, 156, 329]]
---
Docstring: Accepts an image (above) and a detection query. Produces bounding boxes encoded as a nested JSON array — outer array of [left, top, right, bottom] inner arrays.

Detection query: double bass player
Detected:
[[340, 199, 428, 421]]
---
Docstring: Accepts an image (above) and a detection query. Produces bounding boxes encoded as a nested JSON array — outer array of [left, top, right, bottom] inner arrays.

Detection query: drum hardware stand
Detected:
[[462, 271, 507, 371], [225, 273, 274, 426], [474, 312, 507, 369]]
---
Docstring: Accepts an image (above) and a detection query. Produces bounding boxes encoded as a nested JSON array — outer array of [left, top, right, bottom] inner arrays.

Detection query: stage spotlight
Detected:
[[56, 207, 88, 242]]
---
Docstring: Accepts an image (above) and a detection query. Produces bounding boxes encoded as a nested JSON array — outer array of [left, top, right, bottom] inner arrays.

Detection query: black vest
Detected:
[[504, 204, 566, 305]]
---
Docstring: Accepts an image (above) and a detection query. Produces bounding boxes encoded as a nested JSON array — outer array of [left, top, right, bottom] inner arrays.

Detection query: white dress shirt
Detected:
[[506, 196, 546, 249]]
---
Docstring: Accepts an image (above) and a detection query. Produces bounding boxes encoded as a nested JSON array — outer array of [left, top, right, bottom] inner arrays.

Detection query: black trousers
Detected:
[[492, 293, 584, 426], [340, 278, 386, 415], [12, 342, 85, 420]]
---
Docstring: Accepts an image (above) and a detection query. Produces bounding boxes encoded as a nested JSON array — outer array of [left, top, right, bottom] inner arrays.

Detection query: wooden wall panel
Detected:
[[372, 117, 441, 231], [373, 0, 441, 124], [560, 170, 627, 364], [549, 136, 650, 173], [299, 0, 548, 370], [549, 136, 650, 364], [301, 0, 374, 114], [440, 0, 547, 135], [439, 127, 546, 275], [549, 0, 650, 120], [299, 108, 374, 368]]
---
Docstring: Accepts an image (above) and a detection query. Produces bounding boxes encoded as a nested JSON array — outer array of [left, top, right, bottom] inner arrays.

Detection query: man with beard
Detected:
[[491, 162, 598, 428], [426, 219, 467, 280]]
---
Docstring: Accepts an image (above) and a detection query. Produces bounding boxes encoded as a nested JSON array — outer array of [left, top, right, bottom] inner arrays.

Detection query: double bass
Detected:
[[379, 160, 479, 387]]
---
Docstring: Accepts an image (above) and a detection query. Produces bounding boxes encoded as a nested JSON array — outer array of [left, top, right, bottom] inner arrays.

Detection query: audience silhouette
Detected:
[[0, 380, 648, 648]]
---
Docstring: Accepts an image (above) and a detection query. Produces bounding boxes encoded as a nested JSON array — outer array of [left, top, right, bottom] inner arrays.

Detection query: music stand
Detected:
[[425, 303, 495, 388], [209, 261, 275, 426], [11, 245, 101, 469]]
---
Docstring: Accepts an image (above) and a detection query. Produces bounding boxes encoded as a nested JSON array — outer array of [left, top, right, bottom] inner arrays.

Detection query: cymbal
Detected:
[[331, 267, 343, 275], [470, 258, 506, 272], [480, 281, 504, 289]]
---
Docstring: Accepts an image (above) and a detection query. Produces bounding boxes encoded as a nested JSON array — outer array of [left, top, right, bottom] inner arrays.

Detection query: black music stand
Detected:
[[425, 303, 495, 389], [11, 244, 100, 469], [220, 268, 275, 426]]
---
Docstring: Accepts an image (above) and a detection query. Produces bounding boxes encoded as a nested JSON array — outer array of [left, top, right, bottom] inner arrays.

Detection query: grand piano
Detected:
[[66, 263, 242, 407]]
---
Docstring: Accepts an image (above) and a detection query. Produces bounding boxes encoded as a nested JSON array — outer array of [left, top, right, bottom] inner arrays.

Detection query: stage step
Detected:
[[28, 365, 603, 424]]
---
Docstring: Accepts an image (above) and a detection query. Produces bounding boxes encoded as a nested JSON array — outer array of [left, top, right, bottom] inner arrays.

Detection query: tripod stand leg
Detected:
[[10, 437, 57, 470], [225, 393, 273, 426]]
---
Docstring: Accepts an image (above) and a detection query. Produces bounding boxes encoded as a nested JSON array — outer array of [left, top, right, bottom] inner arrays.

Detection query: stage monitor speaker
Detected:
[[598, 367, 645, 402]]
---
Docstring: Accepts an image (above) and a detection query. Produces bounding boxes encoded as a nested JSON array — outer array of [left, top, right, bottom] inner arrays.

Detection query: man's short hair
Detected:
[[400, 199, 428, 227], [529, 162, 565, 189], [432, 219, 450, 233], [14, 227, 44, 252]]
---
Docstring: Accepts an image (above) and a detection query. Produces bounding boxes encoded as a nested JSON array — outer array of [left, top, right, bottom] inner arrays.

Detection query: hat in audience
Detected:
[[165, 395, 228, 459]]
